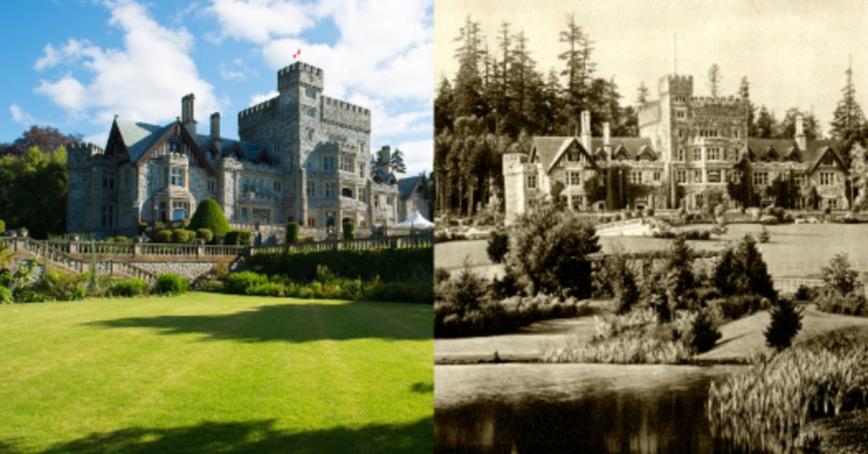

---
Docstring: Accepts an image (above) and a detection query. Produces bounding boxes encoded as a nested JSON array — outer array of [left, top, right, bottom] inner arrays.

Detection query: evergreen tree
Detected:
[[777, 108, 820, 140], [434, 77, 454, 132], [452, 16, 485, 118], [755, 106, 777, 138], [765, 298, 803, 351], [707, 63, 722, 97], [390, 148, 407, 174], [830, 62, 868, 153], [187, 198, 231, 239], [739, 76, 757, 137], [558, 14, 593, 131]]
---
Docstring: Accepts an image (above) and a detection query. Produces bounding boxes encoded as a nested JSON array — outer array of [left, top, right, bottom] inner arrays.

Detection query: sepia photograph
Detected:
[[434, 0, 868, 452]]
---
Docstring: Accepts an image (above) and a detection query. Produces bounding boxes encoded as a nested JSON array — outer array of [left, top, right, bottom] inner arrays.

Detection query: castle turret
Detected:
[[603, 121, 611, 159], [181, 93, 197, 136]]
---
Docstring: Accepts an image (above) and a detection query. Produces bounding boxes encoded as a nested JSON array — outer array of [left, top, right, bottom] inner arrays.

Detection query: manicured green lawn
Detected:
[[0, 293, 432, 453]]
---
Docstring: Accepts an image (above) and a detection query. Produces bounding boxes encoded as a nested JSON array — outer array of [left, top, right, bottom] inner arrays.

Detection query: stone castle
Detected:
[[67, 61, 430, 238], [504, 74, 857, 224]]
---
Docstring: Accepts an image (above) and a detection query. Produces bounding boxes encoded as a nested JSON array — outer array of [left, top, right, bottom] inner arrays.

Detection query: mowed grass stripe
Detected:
[[0, 293, 432, 453]]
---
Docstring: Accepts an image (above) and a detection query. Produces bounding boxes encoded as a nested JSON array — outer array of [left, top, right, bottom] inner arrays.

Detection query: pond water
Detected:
[[435, 363, 757, 453]]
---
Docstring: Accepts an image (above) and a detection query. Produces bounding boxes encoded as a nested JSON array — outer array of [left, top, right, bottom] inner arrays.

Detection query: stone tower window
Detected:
[[527, 175, 537, 189], [677, 148, 685, 161]]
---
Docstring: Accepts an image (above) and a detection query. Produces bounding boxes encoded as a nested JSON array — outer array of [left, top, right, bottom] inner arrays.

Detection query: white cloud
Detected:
[[33, 0, 220, 127], [206, 0, 316, 43], [220, 58, 254, 81], [9, 104, 37, 126], [249, 90, 278, 106], [393, 138, 433, 176]]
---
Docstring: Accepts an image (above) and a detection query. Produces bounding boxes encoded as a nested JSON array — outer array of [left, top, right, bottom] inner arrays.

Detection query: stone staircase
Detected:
[[3, 238, 157, 283]]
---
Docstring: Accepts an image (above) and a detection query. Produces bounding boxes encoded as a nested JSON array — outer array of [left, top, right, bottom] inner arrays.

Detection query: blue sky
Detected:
[[0, 0, 433, 176]]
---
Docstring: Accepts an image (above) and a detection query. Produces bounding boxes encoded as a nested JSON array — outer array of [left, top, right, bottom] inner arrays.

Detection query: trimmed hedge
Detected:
[[171, 229, 196, 244], [225, 230, 252, 246], [286, 222, 300, 244], [246, 247, 433, 283], [111, 278, 149, 297], [187, 198, 231, 239], [195, 228, 214, 243]]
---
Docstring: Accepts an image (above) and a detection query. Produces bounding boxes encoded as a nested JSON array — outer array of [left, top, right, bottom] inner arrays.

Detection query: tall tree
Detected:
[[452, 16, 485, 118], [558, 14, 594, 131], [738, 76, 757, 137], [755, 106, 777, 139], [830, 62, 868, 154], [777, 108, 821, 140], [707, 63, 722, 97], [434, 77, 454, 133]]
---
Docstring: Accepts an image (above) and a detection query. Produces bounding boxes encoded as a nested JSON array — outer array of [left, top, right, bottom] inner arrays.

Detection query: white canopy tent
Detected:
[[396, 211, 434, 229]]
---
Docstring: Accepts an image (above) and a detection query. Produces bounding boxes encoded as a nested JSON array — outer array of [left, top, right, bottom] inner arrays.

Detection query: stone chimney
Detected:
[[580, 110, 592, 152], [795, 112, 806, 150], [379, 145, 391, 173], [603, 122, 612, 160], [210, 112, 220, 139], [181, 93, 197, 136]]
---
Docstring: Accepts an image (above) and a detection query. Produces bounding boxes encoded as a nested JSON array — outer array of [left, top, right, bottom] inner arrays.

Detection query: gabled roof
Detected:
[[371, 167, 397, 185], [115, 120, 172, 163], [397, 175, 423, 199], [532, 136, 656, 172], [530, 136, 576, 170], [746, 138, 844, 166]]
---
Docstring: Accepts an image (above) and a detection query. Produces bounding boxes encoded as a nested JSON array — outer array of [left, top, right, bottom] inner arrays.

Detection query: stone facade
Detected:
[[504, 73, 853, 224], [67, 61, 423, 237]]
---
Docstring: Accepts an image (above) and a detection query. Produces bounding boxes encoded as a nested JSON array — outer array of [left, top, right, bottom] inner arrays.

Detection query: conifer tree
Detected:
[[830, 62, 868, 153]]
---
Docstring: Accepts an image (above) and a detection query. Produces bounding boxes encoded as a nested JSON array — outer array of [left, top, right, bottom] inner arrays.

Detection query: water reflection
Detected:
[[435, 365, 760, 453]]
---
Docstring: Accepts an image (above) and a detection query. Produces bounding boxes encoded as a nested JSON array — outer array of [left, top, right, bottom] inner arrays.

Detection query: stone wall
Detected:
[[131, 261, 217, 281]]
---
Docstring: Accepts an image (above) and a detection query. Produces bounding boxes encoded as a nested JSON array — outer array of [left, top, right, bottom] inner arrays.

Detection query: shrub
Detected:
[[246, 247, 432, 283], [224, 230, 252, 246], [794, 284, 816, 301], [195, 228, 214, 243], [34, 268, 90, 301], [713, 235, 776, 301], [171, 229, 196, 244], [110, 235, 131, 243], [154, 229, 173, 243], [0, 286, 12, 303], [712, 294, 768, 320], [507, 203, 600, 299], [486, 229, 509, 263], [111, 278, 149, 297], [194, 278, 225, 293], [434, 268, 451, 285], [286, 222, 300, 244], [815, 290, 867, 316], [0, 219, 5, 234], [154, 273, 188, 296], [612, 258, 640, 315], [765, 298, 803, 350], [187, 198, 231, 239], [362, 281, 433, 303], [821, 253, 862, 296], [224, 271, 270, 294], [684, 309, 721, 353]]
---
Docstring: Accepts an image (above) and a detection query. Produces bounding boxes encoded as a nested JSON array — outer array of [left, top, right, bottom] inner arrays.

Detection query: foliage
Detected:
[[609, 255, 639, 314], [154, 273, 189, 296], [821, 253, 863, 296], [710, 294, 768, 321], [154, 229, 173, 243], [359, 281, 433, 304], [661, 235, 697, 312], [712, 235, 776, 301], [171, 229, 196, 244], [224, 230, 252, 246], [707, 341, 868, 452], [33, 267, 89, 301], [195, 228, 214, 243], [186, 199, 231, 239], [0, 146, 68, 238], [111, 278, 149, 297], [247, 247, 432, 283], [758, 226, 771, 243], [507, 203, 600, 299], [0, 219, 5, 233], [765, 298, 803, 350], [0, 285, 11, 303], [342, 221, 356, 241], [652, 229, 711, 240], [485, 229, 509, 263], [815, 290, 867, 316], [285, 222, 300, 244], [684, 308, 721, 353]]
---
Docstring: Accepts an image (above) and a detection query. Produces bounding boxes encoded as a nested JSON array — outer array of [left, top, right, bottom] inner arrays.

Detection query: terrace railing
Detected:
[[250, 233, 434, 255]]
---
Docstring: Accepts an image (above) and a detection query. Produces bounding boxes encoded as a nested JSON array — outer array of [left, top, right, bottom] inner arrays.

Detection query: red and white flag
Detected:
[[292, 49, 301, 60]]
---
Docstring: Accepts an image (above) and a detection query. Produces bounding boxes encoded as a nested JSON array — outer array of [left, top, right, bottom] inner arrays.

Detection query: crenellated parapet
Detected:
[[321, 96, 371, 133], [278, 61, 324, 93]]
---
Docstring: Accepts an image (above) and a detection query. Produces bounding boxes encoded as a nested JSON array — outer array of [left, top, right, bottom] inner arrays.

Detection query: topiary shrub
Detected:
[[111, 278, 149, 297], [285, 222, 300, 244], [224, 230, 252, 246], [187, 198, 231, 239], [154, 273, 188, 296], [486, 229, 509, 264], [195, 228, 214, 243], [765, 298, 803, 350], [171, 229, 196, 244], [154, 229, 173, 243], [224, 271, 269, 294]]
